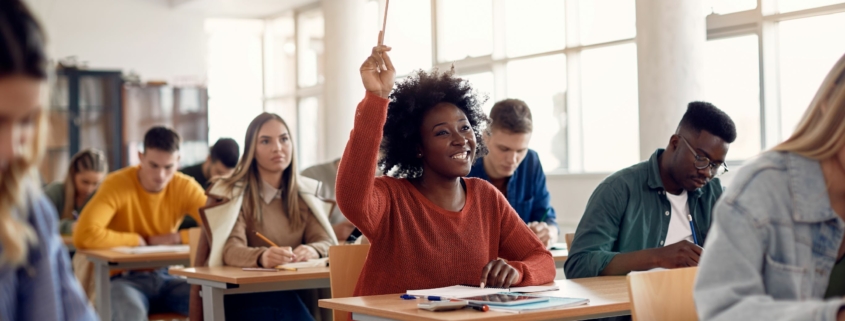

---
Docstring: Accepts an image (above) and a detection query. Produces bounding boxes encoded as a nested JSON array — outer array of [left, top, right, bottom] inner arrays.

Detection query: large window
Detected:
[[706, 0, 845, 153], [703, 35, 761, 161]]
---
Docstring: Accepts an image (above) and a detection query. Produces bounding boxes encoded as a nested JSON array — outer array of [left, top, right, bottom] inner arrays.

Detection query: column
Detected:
[[635, 0, 707, 160], [322, 0, 370, 160]]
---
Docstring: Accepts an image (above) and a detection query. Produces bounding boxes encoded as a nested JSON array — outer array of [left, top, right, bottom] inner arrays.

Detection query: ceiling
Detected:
[[170, 0, 318, 18]]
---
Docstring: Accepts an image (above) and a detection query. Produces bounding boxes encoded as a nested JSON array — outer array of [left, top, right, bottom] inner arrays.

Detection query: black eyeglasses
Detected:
[[679, 136, 729, 177]]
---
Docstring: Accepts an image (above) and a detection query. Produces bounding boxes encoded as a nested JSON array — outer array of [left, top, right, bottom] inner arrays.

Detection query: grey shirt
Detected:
[[301, 159, 346, 225], [43, 182, 92, 235]]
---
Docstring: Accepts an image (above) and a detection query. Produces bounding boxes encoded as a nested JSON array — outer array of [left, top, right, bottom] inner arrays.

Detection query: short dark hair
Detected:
[[209, 138, 239, 168], [380, 69, 489, 178], [679, 101, 737, 143], [0, 0, 47, 79], [143, 126, 180, 153], [489, 99, 533, 133]]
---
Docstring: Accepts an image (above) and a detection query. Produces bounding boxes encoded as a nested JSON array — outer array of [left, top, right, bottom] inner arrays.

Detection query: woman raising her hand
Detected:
[[335, 32, 555, 297]]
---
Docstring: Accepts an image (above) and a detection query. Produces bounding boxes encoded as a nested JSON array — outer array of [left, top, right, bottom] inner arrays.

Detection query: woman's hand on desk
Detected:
[[260, 246, 296, 267], [480, 258, 520, 289], [292, 245, 319, 262]]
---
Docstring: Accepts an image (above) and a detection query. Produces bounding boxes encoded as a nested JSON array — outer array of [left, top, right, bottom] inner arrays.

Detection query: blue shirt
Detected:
[[468, 149, 557, 227], [0, 190, 97, 321]]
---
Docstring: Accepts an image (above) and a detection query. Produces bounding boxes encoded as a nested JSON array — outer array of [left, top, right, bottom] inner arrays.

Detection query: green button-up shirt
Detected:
[[564, 148, 724, 279]]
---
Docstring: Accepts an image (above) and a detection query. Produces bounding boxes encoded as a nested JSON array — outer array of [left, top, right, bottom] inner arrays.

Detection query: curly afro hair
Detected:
[[379, 69, 489, 178]]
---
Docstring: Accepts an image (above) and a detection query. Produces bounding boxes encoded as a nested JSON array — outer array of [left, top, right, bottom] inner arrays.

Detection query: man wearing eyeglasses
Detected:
[[564, 101, 736, 279]]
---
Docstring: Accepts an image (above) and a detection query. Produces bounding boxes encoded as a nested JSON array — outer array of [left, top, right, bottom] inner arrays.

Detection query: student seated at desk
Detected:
[[335, 35, 555, 297], [467, 99, 559, 248], [179, 137, 240, 230], [190, 112, 336, 321], [74, 126, 207, 320], [0, 1, 96, 319], [564, 102, 737, 279], [695, 53, 845, 321], [44, 148, 107, 235]]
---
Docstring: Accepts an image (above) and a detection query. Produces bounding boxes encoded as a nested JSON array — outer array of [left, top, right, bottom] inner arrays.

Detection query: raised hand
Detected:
[[360, 31, 395, 99]]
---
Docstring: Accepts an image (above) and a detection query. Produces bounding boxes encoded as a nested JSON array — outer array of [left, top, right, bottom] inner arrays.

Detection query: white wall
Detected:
[[25, 0, 207, 82]]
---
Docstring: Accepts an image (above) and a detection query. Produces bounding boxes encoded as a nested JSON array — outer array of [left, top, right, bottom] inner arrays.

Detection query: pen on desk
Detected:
[[466, 302, 489, 312], [687, 215, 699, 246]]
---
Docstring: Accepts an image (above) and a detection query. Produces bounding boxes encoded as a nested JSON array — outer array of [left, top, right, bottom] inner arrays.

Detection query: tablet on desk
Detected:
[[461, 293, 549, 306]]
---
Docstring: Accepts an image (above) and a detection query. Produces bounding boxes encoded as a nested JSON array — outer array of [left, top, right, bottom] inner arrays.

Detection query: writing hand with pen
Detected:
[[255, 232, 319, 267]]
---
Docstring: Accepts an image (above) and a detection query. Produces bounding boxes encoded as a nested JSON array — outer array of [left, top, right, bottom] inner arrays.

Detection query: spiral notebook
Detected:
[[406, 284, 559, 298]]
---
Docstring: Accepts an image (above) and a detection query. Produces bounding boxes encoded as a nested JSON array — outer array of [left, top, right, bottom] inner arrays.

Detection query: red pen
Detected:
[[466, 302, 489, 312]]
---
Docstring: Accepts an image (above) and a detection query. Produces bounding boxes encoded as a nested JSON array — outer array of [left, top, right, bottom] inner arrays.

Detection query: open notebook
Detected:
[[112, 245, 189, 254], [276, 257, 328, 270], [406, 284, 559, 298]]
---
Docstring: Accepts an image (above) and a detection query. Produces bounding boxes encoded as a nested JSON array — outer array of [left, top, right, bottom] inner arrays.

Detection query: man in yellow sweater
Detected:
[[74, 126, 207, 321]]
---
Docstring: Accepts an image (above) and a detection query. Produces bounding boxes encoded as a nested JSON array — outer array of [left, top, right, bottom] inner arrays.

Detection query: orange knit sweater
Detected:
[[336, 92, 556, 296]]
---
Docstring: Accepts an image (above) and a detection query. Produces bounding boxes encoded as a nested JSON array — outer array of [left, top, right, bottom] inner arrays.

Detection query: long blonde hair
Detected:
[[215, 113, 304, 230], [61, 149, 108, 220], [0, 0, 49, 267], [774, 52, 845, 159]]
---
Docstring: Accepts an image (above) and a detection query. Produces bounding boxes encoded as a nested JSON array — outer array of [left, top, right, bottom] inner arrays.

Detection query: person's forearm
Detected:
[[599, 248, 658, 276]]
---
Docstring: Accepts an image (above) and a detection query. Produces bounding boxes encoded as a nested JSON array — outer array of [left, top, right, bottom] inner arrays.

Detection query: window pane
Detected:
[[579, 0, 636, 45], [706, 0, 756, 14], [264, 14, 296, 97], [206, 18, 264, 151], [581, 43, 639, 172], [298, 97, 320, 169], [384, 0, 433, 75], [297, 9, 324, 88], [506, 54, 567, 171], [504, 0, 565, 57], [703, 35, 761, 160], [778, 0, 845, 13], [265, 98, 297, 141], [460, 72, 495, 115], [436, 0, 493, 62], [779, 12, 845, 139]]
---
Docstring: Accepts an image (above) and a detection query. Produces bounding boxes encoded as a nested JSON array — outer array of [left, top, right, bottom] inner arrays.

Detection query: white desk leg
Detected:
[[94, 262, 111, 321], [202, 285, 225, 321]]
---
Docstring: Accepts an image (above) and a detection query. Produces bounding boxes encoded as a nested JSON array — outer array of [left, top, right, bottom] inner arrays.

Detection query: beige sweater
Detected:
[[222, 179, 333, 267]]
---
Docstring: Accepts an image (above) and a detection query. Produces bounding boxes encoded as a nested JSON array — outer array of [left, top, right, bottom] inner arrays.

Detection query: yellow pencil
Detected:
[[277, 266, 297, 272], [255, 232, 279, 248]]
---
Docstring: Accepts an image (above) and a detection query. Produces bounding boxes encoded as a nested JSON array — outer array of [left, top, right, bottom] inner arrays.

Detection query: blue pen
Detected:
[[687, 214, 699, 246], [425, 296, 449, 301]]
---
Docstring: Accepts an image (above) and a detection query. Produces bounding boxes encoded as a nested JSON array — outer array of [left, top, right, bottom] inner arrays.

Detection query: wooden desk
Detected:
[[78, 249, 190, 321], [551, 249, 568, 269], [169, 266, 331, 321], [319, 276, 629, 321]]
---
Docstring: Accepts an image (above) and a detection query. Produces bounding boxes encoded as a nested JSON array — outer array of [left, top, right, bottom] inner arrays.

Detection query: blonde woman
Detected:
[[695, 52, 845, 321], [191, 112, 337, 321], [0, 0, 96, 320], [44, 148, 107, 235]]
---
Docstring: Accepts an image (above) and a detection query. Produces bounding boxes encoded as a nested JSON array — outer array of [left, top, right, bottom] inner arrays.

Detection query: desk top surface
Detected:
[[169, 266, 330, 285], [319, 276, 630, 321]]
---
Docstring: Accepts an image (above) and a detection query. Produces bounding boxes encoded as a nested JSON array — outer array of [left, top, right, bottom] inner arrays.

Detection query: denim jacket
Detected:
[[695, 151, 845, 321]]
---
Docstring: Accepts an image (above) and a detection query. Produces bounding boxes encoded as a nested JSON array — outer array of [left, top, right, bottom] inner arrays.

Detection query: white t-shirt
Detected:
[[664, 190, 693, 246]]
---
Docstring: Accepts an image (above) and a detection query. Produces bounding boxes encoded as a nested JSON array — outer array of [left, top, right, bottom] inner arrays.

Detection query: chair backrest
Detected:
[[627, 267, 699, 321], [564, 233, 575, 250], [188, 227, 201, 267], [329, 244, 370, 321]]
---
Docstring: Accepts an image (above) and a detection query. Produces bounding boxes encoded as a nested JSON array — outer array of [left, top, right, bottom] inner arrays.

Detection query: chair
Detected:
[[627, 267, 699, 321], [328, 244, 370, 321], [188, 227, 201, 267], [564, 233, 575, 250]]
